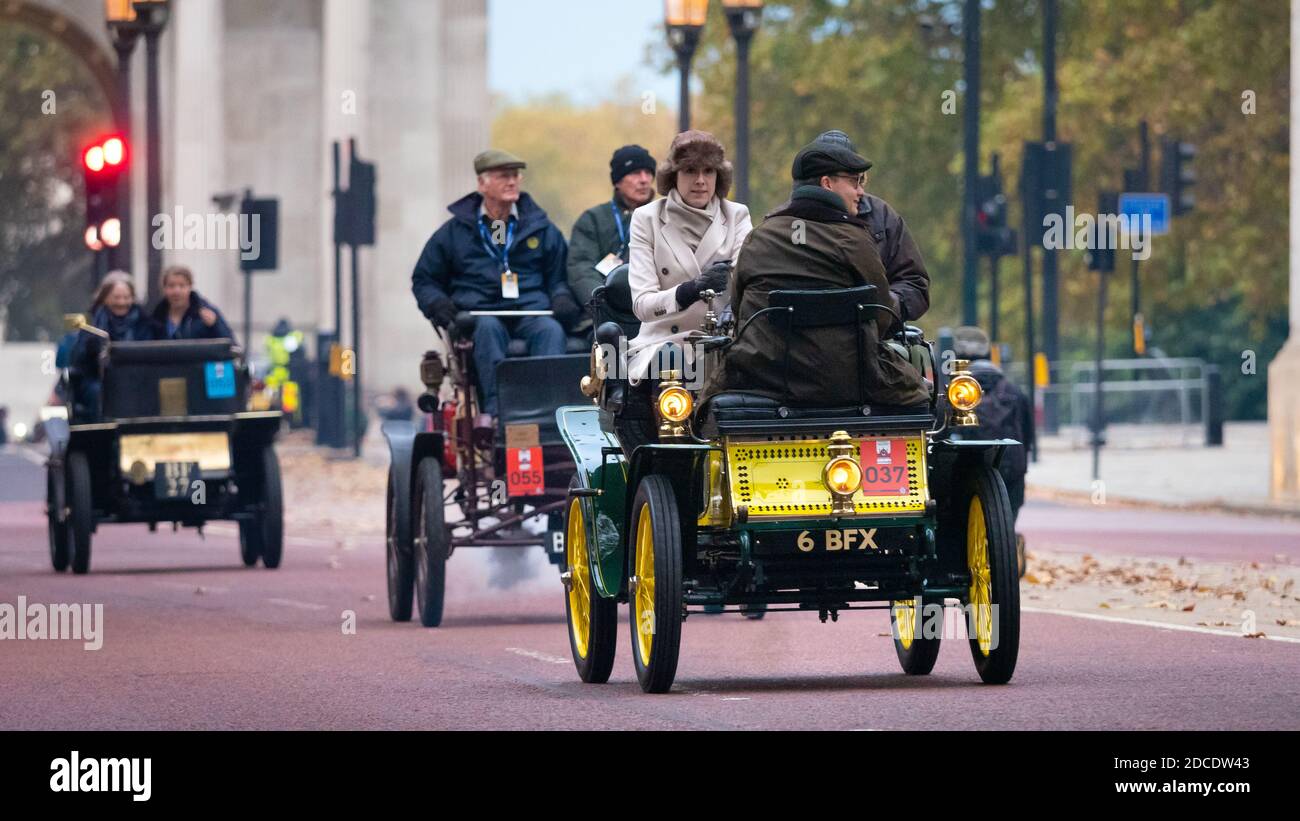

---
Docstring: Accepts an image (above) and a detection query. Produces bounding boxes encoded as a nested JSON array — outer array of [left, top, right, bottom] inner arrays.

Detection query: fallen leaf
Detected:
[[1276, 619, 1300, 627], [1243, 631, 1266, 639], [1182, 602, 1195, 612]]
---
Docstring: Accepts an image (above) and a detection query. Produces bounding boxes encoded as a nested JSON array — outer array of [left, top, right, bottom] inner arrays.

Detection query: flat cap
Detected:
[[474, 149, 526, 174], [791, 140, 872, 181]]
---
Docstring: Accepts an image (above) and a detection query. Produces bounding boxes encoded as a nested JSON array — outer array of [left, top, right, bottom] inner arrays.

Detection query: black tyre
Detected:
[[238, 520, 261, 567], [563, 478, 617, 683], [963, 464, 1020, 684], [256, 446, 284, 569], [47, 466, 69, 572], [629, 474, 684, 694], [890, 595, 942, 675], [414, 457, 448, 628], [386, 467, 414, 622], [67, 451, 93, 575]]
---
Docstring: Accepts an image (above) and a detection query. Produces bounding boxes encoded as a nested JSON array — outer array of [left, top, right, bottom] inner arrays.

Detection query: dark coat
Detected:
[[968, 359, 1033, 482], [712, 188, 930, 408], [766, 191, 930, 322], [411, 191, 571, 318], [71, 304, 155, 374], [151, 291, 235, 342], [567, 192, 639, 307]]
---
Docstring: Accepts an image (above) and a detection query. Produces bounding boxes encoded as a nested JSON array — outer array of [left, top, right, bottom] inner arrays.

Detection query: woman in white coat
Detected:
[[625, 130, 752, 384]]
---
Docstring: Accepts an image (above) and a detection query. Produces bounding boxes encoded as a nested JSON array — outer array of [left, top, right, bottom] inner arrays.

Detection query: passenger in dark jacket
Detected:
[[152, 266, 236, 342], [71, 271, 155, 419], [710, 140, 930, 409], [410, 149, 579, 419], [566, 145, 657, 311], [768, 130, 931, 324]]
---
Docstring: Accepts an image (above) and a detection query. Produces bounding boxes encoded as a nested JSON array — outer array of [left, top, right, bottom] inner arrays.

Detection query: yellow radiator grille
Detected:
[[727, 433, 928, 518]]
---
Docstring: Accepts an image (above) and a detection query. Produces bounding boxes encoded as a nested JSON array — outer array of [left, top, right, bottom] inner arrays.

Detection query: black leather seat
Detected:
[[589, 264, 640, 340], [494, 354, 590, 446], [700, 390, 932, 435], [107, 338, 239, 365], [101, 339, 246, 419], [506, 336, 589, 357]]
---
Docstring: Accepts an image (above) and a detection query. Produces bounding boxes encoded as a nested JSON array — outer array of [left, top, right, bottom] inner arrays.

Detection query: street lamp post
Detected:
[[665, 0, 709, 133], [723, 0, 762, 205], [104, 0, 140, 274], [133, 0, 170, 305]]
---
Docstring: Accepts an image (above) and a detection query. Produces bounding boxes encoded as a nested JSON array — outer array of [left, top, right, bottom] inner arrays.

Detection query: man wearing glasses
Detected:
[[411, 149, 580, 429], [706, 139, 930, 408]]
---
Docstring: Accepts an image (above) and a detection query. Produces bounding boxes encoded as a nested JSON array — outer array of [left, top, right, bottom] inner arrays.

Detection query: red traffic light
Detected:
[[83, 135, 128, 174]]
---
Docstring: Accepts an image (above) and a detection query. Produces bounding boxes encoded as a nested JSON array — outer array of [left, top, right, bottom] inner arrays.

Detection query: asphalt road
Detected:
[[2, 445, 1297, 730]]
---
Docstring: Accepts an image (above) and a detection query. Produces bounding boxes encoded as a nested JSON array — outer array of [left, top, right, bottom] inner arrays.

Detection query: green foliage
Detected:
[[681, 0, 1287, 418], [0, 23, 111, 342]]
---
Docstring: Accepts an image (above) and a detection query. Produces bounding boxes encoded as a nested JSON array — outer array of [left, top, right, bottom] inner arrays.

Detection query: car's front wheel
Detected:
[[890, 596, 942, 675], [564, 482, 617, 683], [47, 465, 69, 572], [414, 457, 448, 628], [67, 451, 94, 575], [629, 474, 684, 694], [964, 464, 1020, 684], [386, 467, 414, 622]]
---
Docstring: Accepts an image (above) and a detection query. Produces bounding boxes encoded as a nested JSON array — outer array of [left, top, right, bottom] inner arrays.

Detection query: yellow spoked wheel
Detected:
[[963, 465, 1020, 684], [563, 479, 616, 683], [629, 474, 683, 694], [890, 594, 941, 675]]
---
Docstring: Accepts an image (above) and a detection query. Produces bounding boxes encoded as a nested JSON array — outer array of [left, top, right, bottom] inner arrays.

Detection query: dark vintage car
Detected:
[[45, 315, 283, 573], [555, 267, 1022, 692], [382, 310, 589, 627]]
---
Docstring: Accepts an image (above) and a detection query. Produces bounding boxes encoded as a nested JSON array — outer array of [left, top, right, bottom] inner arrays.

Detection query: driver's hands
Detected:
[[550, 291, 582, 330], [429, 297, 457, 329], [675, 259, 733, 310], [198, 307, 218, 327]]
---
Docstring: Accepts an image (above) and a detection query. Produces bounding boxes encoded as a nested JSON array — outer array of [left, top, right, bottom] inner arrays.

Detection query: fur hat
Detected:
[[655, 130, 733, 199]]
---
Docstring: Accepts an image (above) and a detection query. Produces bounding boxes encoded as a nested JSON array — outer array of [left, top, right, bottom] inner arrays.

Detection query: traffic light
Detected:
[[1160, 137, 1196, 216], [82, 135, 128, 252], [976, 171, 1017, 257], [1087, 191, 1118, 272], [1020, 141, 1072, 245]]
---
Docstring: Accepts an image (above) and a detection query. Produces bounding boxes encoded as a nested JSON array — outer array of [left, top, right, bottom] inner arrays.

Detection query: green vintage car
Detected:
[[556, 268, 1021, 693]]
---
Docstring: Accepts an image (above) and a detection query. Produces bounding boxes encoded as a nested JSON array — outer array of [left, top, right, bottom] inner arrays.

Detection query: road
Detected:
[[2, 444, 1298, 730]]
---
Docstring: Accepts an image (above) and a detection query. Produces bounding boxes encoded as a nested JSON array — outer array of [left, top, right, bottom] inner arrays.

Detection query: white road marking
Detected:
[[153, 581, 228, 594], [266, 598, 327, 611], [505, 647, 569, 665], [721, 697, 750, 701], [1024, 606, 1300, 644], [5, 445, 47, 466]]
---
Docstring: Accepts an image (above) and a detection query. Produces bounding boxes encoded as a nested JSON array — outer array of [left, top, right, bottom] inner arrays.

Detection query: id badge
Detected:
[[594, 253, 623, 277], [501, 270, 519, 299]]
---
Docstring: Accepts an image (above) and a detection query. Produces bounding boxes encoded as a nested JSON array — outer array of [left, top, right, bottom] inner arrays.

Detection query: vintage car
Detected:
[[45, 315, 283, 573], [382, 310, 589, 627], [556, 269, 1022, 692]]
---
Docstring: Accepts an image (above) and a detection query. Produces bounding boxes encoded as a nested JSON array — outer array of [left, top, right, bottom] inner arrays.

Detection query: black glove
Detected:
[[551, 291, 582, 330], [674, 260, 732, 310], [429, 297, 457, 329]]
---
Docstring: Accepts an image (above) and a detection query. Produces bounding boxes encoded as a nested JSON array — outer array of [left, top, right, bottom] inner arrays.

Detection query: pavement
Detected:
[[1027, 421, 1290, 515], [1, 442, 1298, 730]]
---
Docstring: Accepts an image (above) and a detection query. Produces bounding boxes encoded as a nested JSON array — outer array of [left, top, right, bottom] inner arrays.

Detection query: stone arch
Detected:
[[1, 0, 123, 125]]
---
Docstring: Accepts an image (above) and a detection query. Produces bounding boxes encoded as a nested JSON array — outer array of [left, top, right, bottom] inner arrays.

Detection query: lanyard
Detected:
[[478, 217, 515, 272], [610, 199, 627, 253]]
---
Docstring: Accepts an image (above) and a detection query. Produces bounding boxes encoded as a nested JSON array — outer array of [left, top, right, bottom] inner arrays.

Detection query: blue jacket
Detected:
[[411, 191, 571, 317], [72, 304, 155, 374], [151, 291, 236, 343]]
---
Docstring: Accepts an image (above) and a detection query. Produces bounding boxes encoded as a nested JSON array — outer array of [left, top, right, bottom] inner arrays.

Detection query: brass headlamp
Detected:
[[947, 358, 983, 426], [822, 430, 862, 515], [656, 370, 693, 439]]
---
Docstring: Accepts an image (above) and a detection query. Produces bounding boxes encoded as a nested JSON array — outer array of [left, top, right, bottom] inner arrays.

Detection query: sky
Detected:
[[487, 0, 679, 106]]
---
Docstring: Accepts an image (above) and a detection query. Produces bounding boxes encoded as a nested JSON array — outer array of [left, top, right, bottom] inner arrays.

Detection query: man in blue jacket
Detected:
[[411, 149, 578, 425]]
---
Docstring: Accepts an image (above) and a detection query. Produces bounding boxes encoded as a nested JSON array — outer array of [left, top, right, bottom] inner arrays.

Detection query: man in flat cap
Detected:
[[771, 129, 931, 326], [566, 145, 658, 316], [708, 139, 929, 408], [411, 149, 580, 428]]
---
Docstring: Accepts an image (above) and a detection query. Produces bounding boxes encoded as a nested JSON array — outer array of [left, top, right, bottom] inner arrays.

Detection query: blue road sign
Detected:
[[1118, 192, 1170, 236]]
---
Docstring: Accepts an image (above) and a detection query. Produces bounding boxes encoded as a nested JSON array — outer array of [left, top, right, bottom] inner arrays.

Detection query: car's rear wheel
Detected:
[[67, 451, 93, 575], [564, 484, 617, 683], [256, 446, 284, 569], [629, 474, 683, 694], [386, 467, 414, 622], [964, 465, 1020, 684], [47, 465, 69, 572], [891, 596, 941, 675], [238, 520, 261, 567], [414, 457, 448, 628]]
